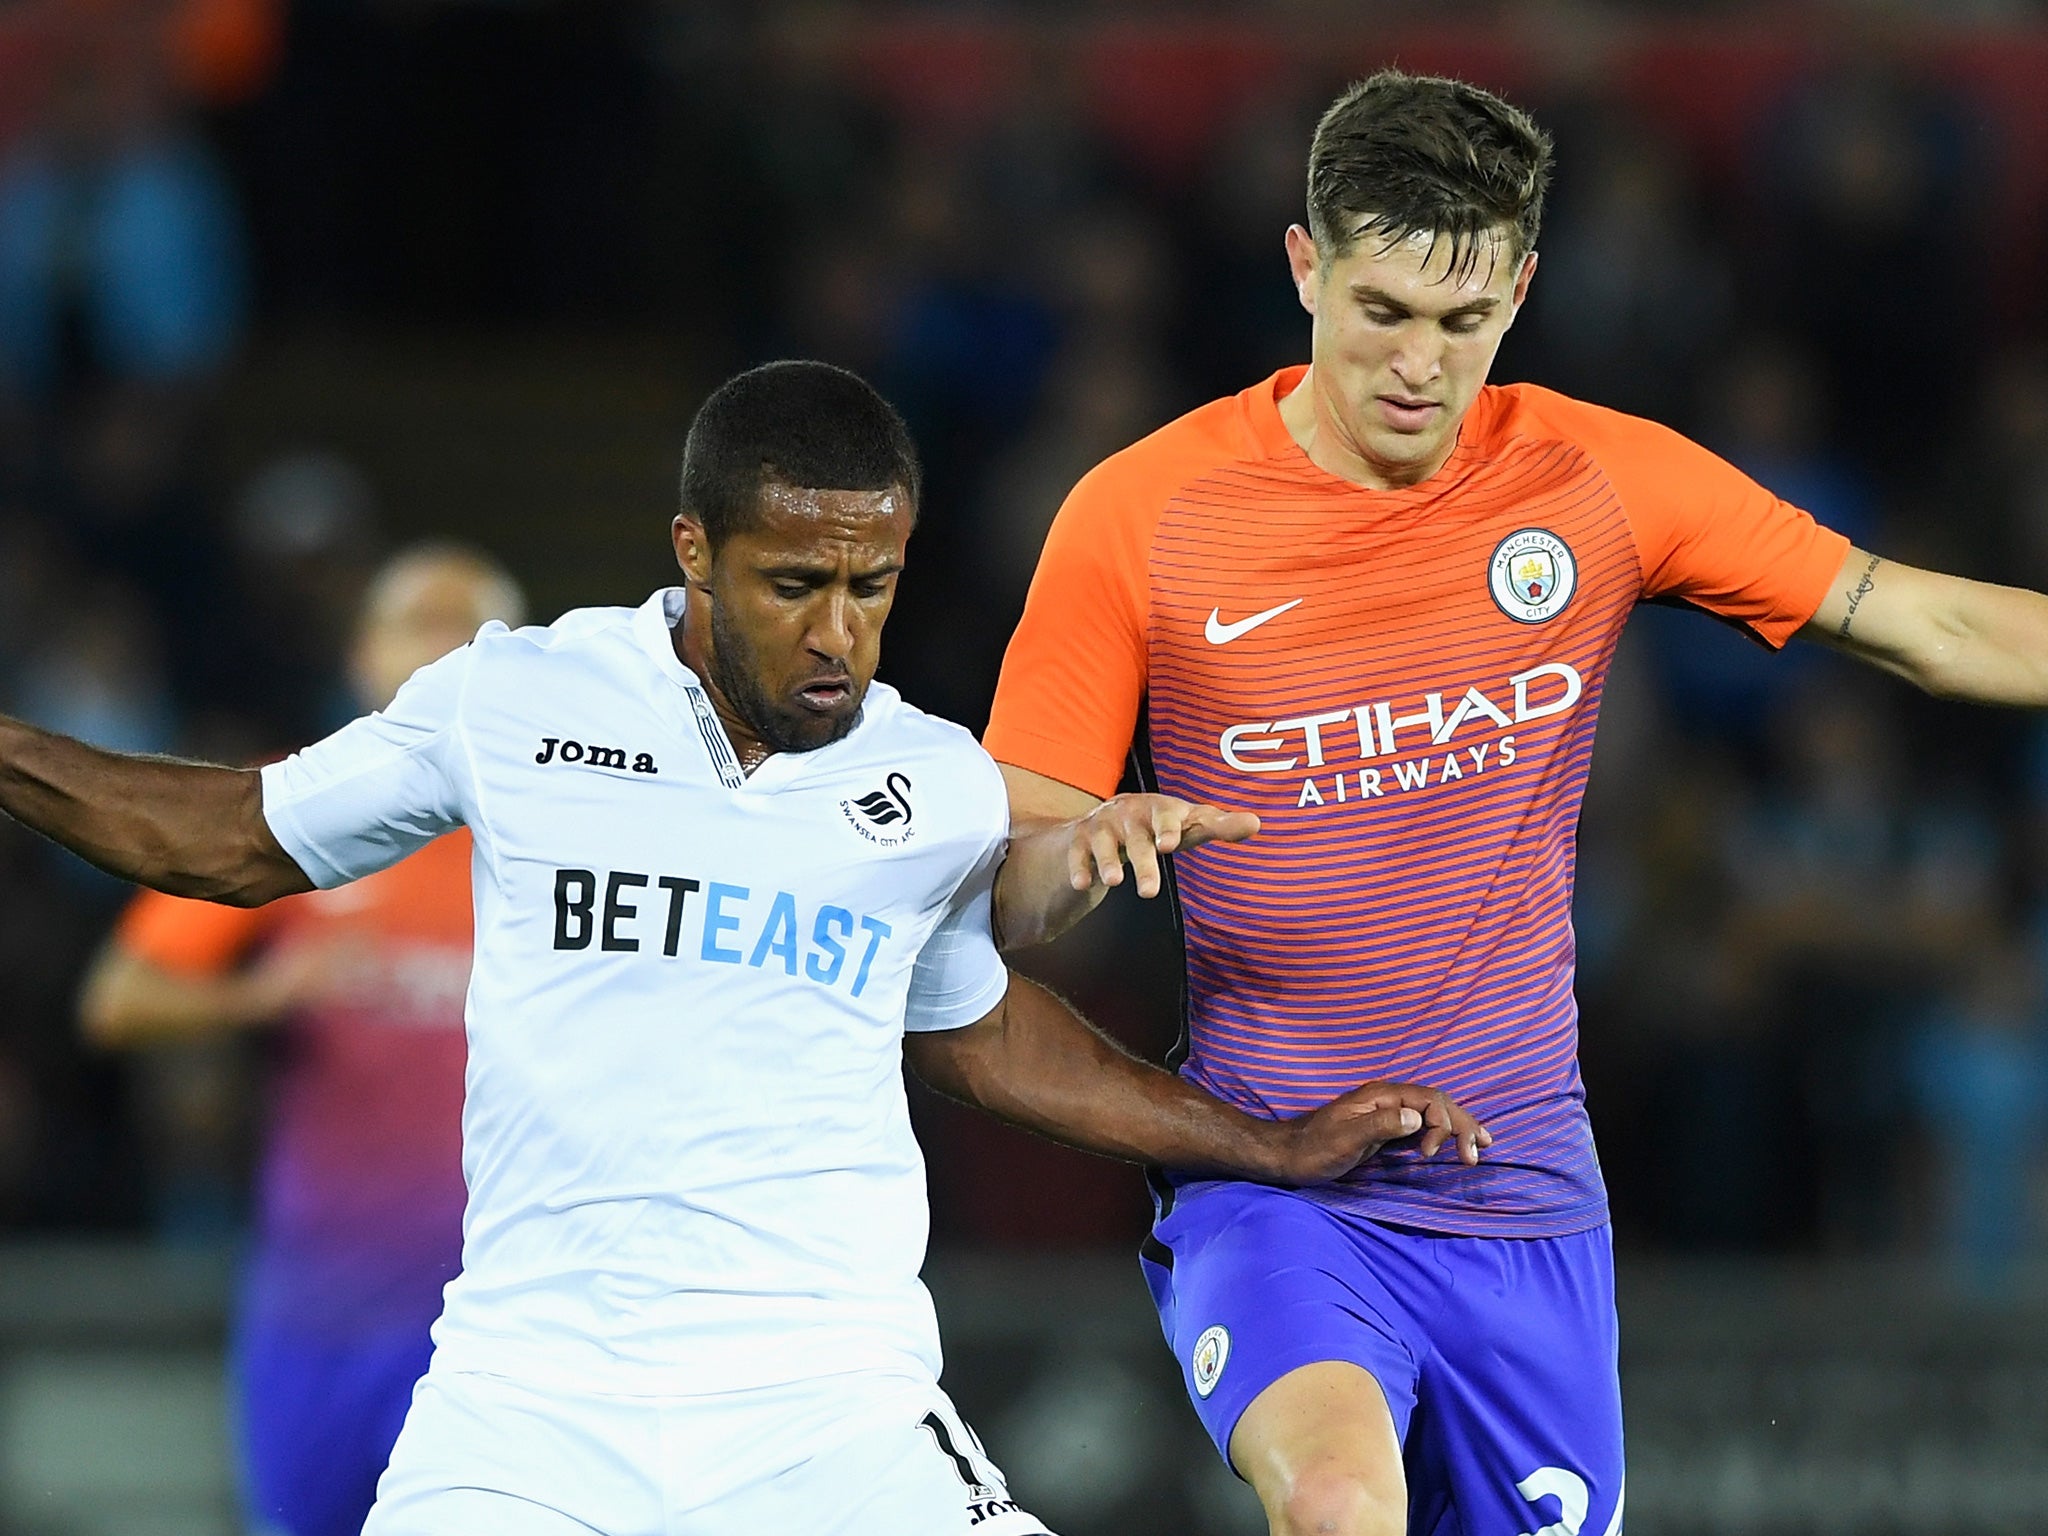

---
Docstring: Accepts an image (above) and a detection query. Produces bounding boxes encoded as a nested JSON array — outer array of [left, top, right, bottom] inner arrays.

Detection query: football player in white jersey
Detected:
[[0, 360, 1485, 1536]]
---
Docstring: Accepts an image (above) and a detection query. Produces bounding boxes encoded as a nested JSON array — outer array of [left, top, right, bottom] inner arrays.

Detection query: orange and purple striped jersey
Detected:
[[117, 833, 473, 1324], [985, 367, 1849, 1236]]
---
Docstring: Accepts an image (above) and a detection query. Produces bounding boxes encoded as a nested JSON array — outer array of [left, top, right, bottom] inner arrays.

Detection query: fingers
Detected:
[[1149, 798, 1183, 857], [1065, 796, 1258, 899], [1357, 1105, 1423, 1152], [1066, 834, 1093, 892], [1180, 806, 1261, 848], [1416, 1091, 1455, 1160], [1457, 1108, 1493, 1166], [1348, 1081, 1492, 1165], [1087, 821, 1125, 890]]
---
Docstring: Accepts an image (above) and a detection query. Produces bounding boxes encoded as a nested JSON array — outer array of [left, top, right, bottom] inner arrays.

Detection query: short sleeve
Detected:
[[260, 643, 476, 889], [983, 458, 1154, 800], [1566, 400, 1850, 647], [902, 800, 1011, 1035], [117, 888, 274, 975]]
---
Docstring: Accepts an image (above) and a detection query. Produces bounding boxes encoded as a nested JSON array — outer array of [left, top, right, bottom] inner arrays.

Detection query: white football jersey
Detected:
[[260, 588, 1011, 1396]]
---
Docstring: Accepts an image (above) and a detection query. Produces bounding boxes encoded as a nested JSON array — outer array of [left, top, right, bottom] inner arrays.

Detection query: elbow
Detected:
[[151, 827, 304, 907]]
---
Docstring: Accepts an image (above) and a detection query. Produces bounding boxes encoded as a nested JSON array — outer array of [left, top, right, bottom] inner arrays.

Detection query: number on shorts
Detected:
[[1518, 1468, 1623, 1536], [1516, 1466, 1587, 1536]]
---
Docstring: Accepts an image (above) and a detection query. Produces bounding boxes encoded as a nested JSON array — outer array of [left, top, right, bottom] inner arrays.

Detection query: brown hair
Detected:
[[1307, 70, 1553, 277]]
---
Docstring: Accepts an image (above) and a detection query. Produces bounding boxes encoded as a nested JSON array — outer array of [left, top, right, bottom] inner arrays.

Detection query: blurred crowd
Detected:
[[1, 0, 2046, 1291]]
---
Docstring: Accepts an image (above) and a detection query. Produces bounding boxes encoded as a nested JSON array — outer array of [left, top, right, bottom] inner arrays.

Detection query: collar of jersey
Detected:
[[1247, 364, 1489, 494], [631, 587, 875, 790]]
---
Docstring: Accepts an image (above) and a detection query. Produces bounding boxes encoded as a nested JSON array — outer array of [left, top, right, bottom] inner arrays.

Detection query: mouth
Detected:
[[1375, 394, 1442, 433], [795, 676, 855, 713]]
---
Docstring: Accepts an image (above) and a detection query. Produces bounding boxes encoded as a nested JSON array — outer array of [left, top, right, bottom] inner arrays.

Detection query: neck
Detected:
[[1277, 367, 1457, 490], [674, 594, 774, 775]]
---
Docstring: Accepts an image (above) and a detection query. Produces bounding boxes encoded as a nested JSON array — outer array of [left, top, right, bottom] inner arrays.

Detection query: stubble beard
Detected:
[[706, 595, 860, 757]]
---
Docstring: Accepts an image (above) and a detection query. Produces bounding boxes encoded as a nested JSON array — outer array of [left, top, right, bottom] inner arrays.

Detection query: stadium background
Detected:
[[0, 1, 2046, 1532]]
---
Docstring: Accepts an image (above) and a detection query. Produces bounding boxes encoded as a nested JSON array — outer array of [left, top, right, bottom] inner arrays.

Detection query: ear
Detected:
[[1284, 224, 1321, 316], [1505, 250, 1538, 325], [673, 515, 714, 585]]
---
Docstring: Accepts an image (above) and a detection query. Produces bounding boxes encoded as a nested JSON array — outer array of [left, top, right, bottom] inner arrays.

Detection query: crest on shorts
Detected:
[[1488, 528, 1577, 624], [1191, 1325, 1231, 1398]]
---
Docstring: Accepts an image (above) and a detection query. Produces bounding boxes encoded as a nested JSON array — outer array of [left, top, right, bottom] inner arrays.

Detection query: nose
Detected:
[[808, 591, 855, 662], [1390, 323, 1444, 391]]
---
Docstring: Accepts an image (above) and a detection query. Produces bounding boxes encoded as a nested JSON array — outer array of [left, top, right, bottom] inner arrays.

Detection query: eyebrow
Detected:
[[759, 560, 904, 581], [1350, 284, 1501, 318]]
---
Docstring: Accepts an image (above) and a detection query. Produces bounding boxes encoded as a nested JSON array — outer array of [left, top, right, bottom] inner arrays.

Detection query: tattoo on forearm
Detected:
[[1837, 555, 1880, 638]]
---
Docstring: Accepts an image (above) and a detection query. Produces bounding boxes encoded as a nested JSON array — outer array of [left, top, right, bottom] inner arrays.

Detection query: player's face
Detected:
[[675, 482, 911, 757], [1285, 221, 1536, 488]]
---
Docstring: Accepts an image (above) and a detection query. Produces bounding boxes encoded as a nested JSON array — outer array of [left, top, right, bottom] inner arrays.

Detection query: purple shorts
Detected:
[[1142, 1180, 1624, 1536], [232, 1308, 434, 1536]]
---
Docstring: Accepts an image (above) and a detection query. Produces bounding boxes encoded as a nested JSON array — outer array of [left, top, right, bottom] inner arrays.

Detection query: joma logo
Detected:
[[535, 737, 658, 774]]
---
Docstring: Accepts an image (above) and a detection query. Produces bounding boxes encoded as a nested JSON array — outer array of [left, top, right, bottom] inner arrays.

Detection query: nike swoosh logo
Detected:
[[1205, 598, 1303, 645]]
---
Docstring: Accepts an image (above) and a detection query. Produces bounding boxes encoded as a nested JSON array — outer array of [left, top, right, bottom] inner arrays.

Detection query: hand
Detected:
[[239, 938, 375, 1020], [1263, 1080, 1493, 1186], [1065, 794, 1259, 898]]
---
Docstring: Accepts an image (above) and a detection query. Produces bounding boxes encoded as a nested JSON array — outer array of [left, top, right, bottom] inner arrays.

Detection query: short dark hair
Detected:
[[1307, 70, 1553, 276], [679, 360, 921, 547]]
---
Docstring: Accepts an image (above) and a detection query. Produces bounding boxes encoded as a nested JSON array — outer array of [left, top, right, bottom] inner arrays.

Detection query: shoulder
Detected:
[[470, 603, 641, 662], [857, 686, 1006, 824], [1471, 382, 1696, 466], [458, 603, 645, 690]]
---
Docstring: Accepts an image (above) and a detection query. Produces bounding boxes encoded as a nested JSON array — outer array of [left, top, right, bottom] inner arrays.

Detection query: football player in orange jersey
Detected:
[[80, 544, 524, 1536], [987, 69, 2048, 1536]]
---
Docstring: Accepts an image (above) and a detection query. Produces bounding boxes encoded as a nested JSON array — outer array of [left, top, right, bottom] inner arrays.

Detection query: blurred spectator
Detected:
[[1963, 348, 2048, 587], [1632, 336, 1875, 751], [1591, 742, 1792, 1249], [1909, 935, 2048, 1294], [0, 0, 251, 520], [1727, 676, 2001, 1249], [222, 449, 383, 740], [1519, 115, 1732, 424], [1745, 48, 1995, 480], [80, 544, 525, 1536], [1179, 88, 1322, 399], [873, 140, 1060, 496]]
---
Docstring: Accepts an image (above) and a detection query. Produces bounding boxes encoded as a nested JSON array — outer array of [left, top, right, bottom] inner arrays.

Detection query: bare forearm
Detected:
[[1805, 551, 2048, 705], [993, 765, 1107, 950], [80, 952, 276, 1046], [992, 823, 1107, 950], [1917, 581, 2048, 704], [0, 717, 308, 904], [907, 975, 1285, 1179]]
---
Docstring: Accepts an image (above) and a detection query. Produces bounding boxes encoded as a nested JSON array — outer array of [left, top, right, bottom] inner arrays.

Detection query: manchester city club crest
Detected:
[[1191, 1324, 1231, 1398], [1488, 528, 1578, 624]]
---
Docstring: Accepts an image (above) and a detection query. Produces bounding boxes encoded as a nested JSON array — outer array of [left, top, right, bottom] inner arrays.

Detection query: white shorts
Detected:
[[362, 1365, 1054, 1536]]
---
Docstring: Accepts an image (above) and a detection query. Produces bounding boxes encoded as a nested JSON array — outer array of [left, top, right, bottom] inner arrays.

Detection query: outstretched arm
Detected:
[[904, 973, 1489, 1184], [0, 716, 310, 906], [80, 941, 346, 1047], [1802, 546, 2048, 704], [993, 765, 1259, 950]]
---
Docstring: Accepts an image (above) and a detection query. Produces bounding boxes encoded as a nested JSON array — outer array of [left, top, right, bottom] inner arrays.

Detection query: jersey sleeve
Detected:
[[983, 456, 1155, 800], [116, 888, 274, 976], [1567, 400, 1851, 647], [902, 774, 1011, 1035], [260, 642, 477, 889]]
